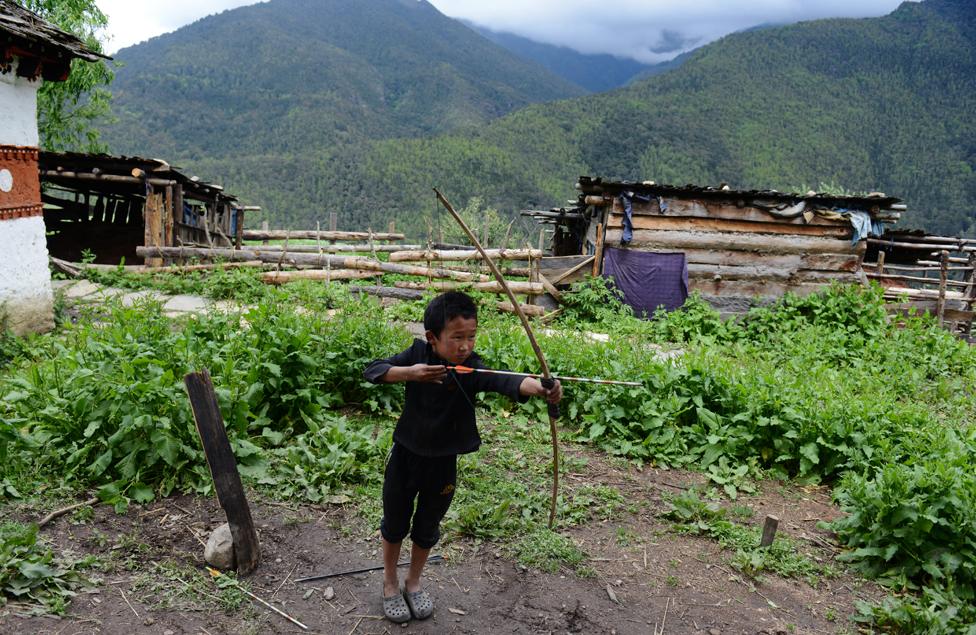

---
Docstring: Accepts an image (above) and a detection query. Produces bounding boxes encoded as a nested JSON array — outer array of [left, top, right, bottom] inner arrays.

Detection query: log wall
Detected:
[[592, 196, 865, 314]]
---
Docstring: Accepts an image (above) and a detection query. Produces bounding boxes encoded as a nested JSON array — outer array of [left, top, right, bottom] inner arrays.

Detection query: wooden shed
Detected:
[[526, 177, 904, 315], [40, 151, 252, 266]]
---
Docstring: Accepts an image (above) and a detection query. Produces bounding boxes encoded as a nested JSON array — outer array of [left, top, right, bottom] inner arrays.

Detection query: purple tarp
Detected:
[[602, 248, 688, 317]]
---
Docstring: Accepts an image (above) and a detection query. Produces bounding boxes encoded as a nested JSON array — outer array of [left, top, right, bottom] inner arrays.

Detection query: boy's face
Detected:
[[426, 316, 477, 365]]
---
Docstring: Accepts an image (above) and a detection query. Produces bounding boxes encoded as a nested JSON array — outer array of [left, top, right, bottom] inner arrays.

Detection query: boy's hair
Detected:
[[424, 291, 477, 336]]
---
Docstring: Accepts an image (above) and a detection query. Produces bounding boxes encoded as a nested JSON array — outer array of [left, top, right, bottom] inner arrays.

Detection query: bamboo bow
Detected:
[[434, 188, 561, 529]]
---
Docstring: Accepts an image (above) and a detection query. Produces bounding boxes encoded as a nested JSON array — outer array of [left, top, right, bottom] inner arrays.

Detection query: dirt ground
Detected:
[[0, 446, 883, 635]]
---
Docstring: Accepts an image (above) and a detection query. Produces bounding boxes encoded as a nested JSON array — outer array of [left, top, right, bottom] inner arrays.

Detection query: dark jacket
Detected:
[[364, 339, 526, 456]]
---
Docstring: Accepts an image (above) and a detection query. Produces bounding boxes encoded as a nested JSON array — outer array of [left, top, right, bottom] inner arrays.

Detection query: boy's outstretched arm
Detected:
[[519, 377, 563, 404], [380, 364, 447, 384]]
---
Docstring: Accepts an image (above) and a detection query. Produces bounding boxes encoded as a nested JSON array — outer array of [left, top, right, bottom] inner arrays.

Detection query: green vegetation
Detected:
[[23, 0, 114, 152], [3, 274, 976, 627], [104, 0, 974, 235], [664, 490, 834, 585], [0, 522, 96, 614]]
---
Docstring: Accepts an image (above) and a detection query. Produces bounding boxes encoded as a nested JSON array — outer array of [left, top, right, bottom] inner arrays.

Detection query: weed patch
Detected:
[[0, 522, 96, 614]]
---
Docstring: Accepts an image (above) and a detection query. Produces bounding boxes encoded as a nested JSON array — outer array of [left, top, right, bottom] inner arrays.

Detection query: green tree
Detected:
[[21, 0, 114, 152]]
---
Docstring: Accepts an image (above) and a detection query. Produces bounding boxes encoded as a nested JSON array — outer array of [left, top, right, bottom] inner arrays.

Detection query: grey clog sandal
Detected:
[[403, 587, 434, 620], [383, 591, 411, 623]]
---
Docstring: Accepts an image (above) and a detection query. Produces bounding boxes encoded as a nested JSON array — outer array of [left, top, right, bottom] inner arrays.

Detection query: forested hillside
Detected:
[[466, 23, 652, 92], [102, 0, 583, 162], [105, 0, 975, 237]]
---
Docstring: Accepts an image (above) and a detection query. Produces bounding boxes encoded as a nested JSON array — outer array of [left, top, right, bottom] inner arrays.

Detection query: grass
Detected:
[[131, 560, 251, 613], [663, 490, 836, 587]]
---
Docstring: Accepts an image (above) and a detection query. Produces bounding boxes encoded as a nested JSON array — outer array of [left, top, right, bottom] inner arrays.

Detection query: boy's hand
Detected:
[[407, 363, 447, 384], [543, 379, 563, 404], [519, 377, 563, 403]]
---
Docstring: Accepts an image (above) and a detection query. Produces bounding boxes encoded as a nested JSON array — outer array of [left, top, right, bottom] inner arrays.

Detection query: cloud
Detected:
[[99, 0, 263, 53], [429, 0, 907, 62]]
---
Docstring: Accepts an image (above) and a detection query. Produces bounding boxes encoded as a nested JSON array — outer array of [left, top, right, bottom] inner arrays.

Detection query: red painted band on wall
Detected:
[[0, 145, 41, 220], [0, 203, 43, 221]]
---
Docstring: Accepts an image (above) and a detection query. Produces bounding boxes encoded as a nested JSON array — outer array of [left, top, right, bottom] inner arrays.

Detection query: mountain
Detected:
[[103, 0, 584, 163], [464, 23, 651, 92], [260, 0, 970, 236], [104, 0, 976, 237]]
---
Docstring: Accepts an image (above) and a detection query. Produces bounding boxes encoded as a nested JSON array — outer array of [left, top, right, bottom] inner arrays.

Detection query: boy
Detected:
[[364, 291, 562, 623]]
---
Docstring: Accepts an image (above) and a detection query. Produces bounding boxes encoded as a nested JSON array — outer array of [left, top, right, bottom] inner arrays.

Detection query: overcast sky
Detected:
[[98, 0, 908, 62]]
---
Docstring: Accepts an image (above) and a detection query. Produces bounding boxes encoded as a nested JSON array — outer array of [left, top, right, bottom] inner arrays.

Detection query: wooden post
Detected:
[[937, 250, 949, 326], [143, 187, 164, 268], [234, 208, 244, 249], [389, 219, 396, 235], [760, 515, 779, 547], [592, 223, 604, 278], [876, 250, 885, 275], [173, 185, 184, 247], [329, 212, 338, 247], [261, 220, 269, 246], [185, 370, 261, 576], [966, 252, 976, 336]]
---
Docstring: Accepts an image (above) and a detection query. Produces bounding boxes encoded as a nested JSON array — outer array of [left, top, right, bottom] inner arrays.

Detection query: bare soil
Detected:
[[0, 444, 882, 635]]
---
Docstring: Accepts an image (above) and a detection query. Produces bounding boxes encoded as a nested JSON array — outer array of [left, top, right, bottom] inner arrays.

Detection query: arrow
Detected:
[[447, 365, 641, 387]]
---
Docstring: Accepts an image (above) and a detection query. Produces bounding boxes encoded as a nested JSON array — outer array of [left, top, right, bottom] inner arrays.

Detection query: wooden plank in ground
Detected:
[[185, 369, 261, 576]]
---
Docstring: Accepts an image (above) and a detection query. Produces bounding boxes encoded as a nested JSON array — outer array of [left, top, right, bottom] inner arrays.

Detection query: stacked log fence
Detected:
[[864, 236, 976, 335]]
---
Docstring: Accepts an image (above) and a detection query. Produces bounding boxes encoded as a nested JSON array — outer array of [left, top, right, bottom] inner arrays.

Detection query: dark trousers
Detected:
[[380, 443, 457, 549]]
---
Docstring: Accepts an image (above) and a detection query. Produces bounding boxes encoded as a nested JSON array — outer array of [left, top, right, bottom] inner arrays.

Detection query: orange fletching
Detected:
[[452, 365, 475, 374]]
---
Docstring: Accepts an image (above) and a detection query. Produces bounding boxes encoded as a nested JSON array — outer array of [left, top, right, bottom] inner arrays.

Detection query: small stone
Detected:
[[164, 631, 174, 635], [708, 629, 721, 635], [275, 557, 283, 563], [614, 579, 623, 586], [323, 586, 335, 600], [143, 617, 155, 626], [204, 522, 235, 570]]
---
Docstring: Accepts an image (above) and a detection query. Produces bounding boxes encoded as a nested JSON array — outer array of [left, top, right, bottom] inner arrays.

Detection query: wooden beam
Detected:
[[249, 243, 421, 253], [604, 229, 861, 256], [497, 301, 546, 317], [626, 197, 850, 227], [185, 370, 260, 576], [393, 280, 544, 294], [389, 248, 541, 262], [41, 170, 176, 188], [546, 256, 595, 286], [607, 213, 852, 238], [261, 269, 378, 284], [136, 246, 490, 282], [242, 229, 404, 242]]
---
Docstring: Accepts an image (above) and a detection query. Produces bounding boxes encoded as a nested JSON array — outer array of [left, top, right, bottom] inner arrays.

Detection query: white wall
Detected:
[[1, 57, 53, 335], [0, 216, 55, 335], [0, 59, 41, 147]]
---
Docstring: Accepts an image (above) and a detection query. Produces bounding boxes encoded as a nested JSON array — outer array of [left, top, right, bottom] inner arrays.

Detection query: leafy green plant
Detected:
[[0, 522, 95, 614]]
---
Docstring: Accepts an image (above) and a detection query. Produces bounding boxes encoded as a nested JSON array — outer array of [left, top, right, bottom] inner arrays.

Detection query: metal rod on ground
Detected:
[[447, 365, 641, 387], [295, 555, 444, 584], [207, 568, 308, 630]]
